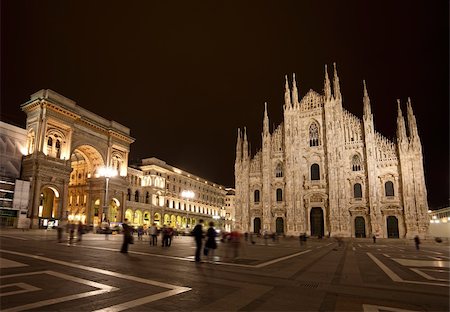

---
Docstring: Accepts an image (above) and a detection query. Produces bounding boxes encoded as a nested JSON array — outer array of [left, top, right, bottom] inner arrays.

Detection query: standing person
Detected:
[[57, 219, 67, 243], [161, 225, 169, 247], [148, 223, 158, 246], [101, 219, 110, 240], [68, 222, 75, 246], [229, 227, 242, 259], [414, 235, 421, 250], [192, 219, 204, 262], [120, 218, 133, 253], [205, 221, 217, 262], [77, 221, 84, 242], [372, 234, 377, 243]]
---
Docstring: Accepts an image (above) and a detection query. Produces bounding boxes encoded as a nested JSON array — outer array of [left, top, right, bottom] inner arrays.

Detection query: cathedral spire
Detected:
[[396, 99, 408, 143], [292, 73, 299, 107], [406, 97, 419, 139], [235, 128, 242, 162], [243, 127, 249, 160], [333, 62, 341, 99], [324, 64, 332, 101], [263, 102, 270, 135], [363, 80, 372, 117], [284, 75, 291, 109]]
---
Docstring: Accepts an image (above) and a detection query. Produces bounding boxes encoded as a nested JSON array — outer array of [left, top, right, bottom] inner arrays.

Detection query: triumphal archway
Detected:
[[20, 89, 134, 228]]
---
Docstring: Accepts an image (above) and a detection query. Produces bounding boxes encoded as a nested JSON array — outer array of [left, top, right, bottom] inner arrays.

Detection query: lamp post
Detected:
[[98, 166, 118, 222], [181, 190, 194, 229]]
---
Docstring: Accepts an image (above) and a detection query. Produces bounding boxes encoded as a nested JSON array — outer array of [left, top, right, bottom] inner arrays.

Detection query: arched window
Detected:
[[135, 190, 140, 202], [276, 188, 283, 202], [311, 164, 320, 180], [254, 190, 260, 203], [385, 181, 394, 197], [55, 140, 61, 158], [275, 163, 283, 177], [353, 183, 362, 198], [352, 154, 362, 171], [309, 122, 320, 146], [127, 189, 131, 201], [47, 137, 53, 146]]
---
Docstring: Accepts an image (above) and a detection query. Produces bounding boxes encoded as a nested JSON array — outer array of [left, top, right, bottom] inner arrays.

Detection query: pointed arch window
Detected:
[[352, 154, 362, 171], [353, 183, 362, 199], [275, 163, 283, 177], [254, 190, 260, 203], [276, 188, 283, 202], [55, 140, 61, 158], [309, 122, 320, 147], [311, 163, 320, 180], [385, 181, 394, 197]]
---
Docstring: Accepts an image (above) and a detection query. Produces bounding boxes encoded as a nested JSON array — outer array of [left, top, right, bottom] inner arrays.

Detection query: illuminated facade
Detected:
[[235, 65, 429, 239], [14, 90, 226, 229], [124, 157, 226, 229]]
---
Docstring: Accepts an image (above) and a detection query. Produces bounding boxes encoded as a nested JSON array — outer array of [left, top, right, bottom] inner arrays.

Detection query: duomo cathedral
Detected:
[[234, 64, 429, 239]]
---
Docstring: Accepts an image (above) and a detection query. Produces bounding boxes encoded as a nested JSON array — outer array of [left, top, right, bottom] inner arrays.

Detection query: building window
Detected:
[[309, 122, 320, 147], [352, 154, 362, 171], [311, 164, 320, 180], [127, 189, 131, 201], [385, 181, 394, 197], [146, 192, 149, 204], [276, 188, 283, 202], [353, 183, 362, 198], [275, 163, 283, 177], [254, 190, 260, 203], [135, 190, 139, 202]]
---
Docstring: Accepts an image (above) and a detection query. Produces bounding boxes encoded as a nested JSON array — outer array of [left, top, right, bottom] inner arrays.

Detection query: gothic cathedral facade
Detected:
[[234, 64, 429, 239]]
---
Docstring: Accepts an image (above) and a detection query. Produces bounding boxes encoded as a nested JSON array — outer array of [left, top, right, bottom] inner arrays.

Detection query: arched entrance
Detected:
[[275, 217, 284, 234], [154, 213, 161, 226], [387, 216, 399, 238], [133, 210, 142, 225], [253, 217, 261, 234], [310, 207, 324, 237], [163, 214, 170, 225], [354, 216, 366, 238], [125, 209, 133, 222], [38, 186, 60, 228]]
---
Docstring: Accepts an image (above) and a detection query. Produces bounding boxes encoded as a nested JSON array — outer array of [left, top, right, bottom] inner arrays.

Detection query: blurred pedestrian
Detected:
[[148, 223, 158, 246], [229, 227, 242, 259], [68, 222, 75, 246], [137, 225, 144, 241], [414, 235, 421, 250], [77, 221, 84, 242], [205, 221, 217, 262], [57, 219, 67, 243], [372, 234, 377, 243], [192, 219, 204, 262], [120, 218, 133, 253], [101, 219, 110, 240]]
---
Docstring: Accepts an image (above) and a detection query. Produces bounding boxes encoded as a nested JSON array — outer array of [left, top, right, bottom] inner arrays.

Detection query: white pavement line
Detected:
[[427, 256, 443, 261], [0, 249, 191, 298], [74, 244, 312, 269], [422, 250, 442, 255], [352, 247, 356, 251], [367, 252, 403, 282], [1, 270, 118, 312], [410, 268, 449, 282], [0, 282, 41, 297], [383, 254, 391, 258], [0, 257, 28, 268], [392, 258, 450, 268], [326, 243, 333, 246], [358, 244, 362, 247], [362, 304, 420, 312], [92, 288, 190, 312], [0, 235, 27, 240], [254, 250, 311, 268]]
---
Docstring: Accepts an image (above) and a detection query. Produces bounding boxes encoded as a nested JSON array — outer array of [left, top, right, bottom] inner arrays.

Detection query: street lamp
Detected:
[[181, 190, 194, 229], [98, 166, 118, 222]]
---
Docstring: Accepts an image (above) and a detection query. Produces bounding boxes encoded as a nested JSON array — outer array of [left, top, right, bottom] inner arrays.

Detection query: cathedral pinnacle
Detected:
[[396, 99, 407, 143], [263, 102, 270, 135], [406, 97, 419, 139], [284, 75, 292, 108], [333, 62, 341, 99], [363, 80, 372, 117], [292, 73, 299, 107], [236, 128, 242, 161], [324, 64, 332, 101]]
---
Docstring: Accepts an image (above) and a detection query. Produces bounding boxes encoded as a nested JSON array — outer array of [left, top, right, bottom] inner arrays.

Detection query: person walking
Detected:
[[205, 221, 217, 262], [120, 218, 133, 253], [372, 234, 377, 243], [192, 219, 204, 262], [148, 223, 158, 246], [414, 235, 421, 250], [77, 221, 84, 242]]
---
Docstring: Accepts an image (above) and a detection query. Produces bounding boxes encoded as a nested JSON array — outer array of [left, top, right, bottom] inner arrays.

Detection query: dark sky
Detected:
[[1, 1, 448, 208]]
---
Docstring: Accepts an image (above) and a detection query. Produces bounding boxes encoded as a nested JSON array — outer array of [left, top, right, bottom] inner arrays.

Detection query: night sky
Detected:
[[1, 1, 448, 208]]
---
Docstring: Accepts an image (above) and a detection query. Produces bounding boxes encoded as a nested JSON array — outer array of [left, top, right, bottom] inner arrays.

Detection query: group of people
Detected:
[[57, 220, 84, 245]]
